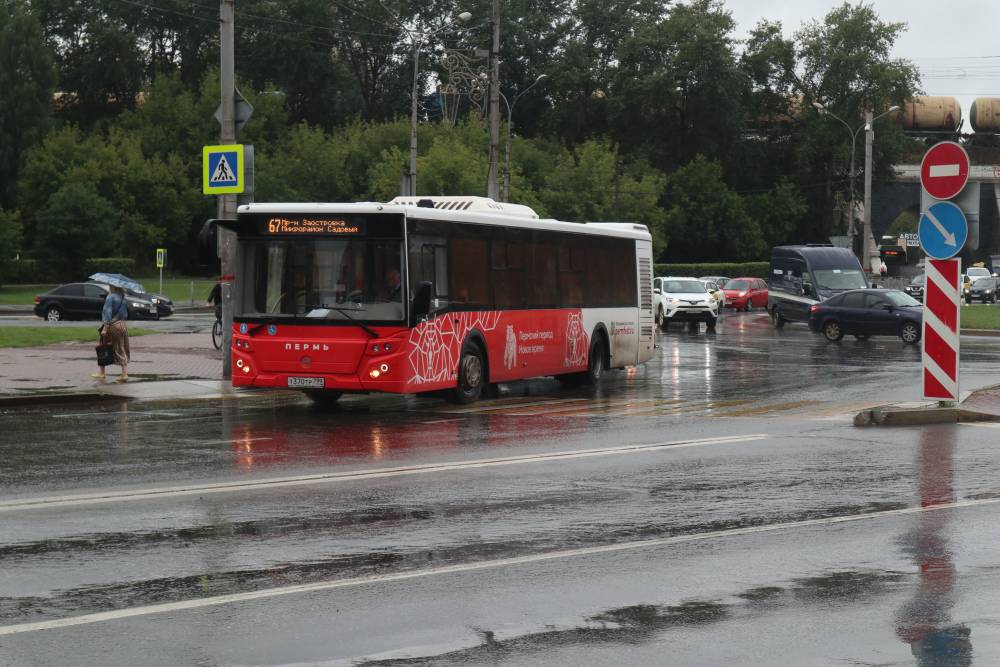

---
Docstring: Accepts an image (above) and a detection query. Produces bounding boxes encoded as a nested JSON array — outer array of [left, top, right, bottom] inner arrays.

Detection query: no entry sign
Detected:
[[920, 141, 970, 200], [922, 258, 961, 401]]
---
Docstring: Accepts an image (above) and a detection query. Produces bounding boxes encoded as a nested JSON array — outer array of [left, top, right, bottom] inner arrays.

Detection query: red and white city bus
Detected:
[[222, 196, 654, 403]]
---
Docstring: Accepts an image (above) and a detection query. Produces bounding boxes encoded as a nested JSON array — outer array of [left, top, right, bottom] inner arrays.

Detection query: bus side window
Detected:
[[419, 244, 448, 301], [490, 240, 525, 309], [558, 240, 584, 307], [528, 237, 558, 308], [450, 237, 489, 307]]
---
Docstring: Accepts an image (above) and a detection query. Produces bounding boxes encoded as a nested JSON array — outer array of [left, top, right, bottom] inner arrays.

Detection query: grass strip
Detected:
[[0, 278, 216, 306], [0, 327, 157, 348], [961, 305, 1000, 331]]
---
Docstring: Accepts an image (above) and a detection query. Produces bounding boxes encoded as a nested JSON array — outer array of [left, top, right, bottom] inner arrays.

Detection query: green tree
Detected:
[[0, 207, 21, 284], [0, 1, 57, 209], [793, 3, 921, 241], [662, 155, 763, 262], [612, 0, 746, 171], [886, 210, 918, 237], [746, 180, 809, 248], [539, 139, 667, 252], [19, 125, 203, 269], [34, 181, 118, 279]]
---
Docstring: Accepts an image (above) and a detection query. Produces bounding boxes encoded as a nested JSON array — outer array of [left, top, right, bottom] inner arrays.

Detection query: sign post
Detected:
[[155, 248, 166, 295], [918, 143, 971, 404], [922, 258, 961, 402]]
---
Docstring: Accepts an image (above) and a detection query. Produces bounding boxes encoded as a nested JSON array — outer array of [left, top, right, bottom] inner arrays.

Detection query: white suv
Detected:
[[654, 276, 720, 331]]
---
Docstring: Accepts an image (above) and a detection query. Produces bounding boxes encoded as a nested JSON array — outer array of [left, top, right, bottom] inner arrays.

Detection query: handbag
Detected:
[[96, 334, 115, 367]]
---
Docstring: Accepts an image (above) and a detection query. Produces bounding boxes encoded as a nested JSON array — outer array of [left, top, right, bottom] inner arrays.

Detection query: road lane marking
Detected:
[[0, 434, 768, 512], [434, 397, 589, 414], [1, 493, 997, 637], [961, 422, 1000, 429]]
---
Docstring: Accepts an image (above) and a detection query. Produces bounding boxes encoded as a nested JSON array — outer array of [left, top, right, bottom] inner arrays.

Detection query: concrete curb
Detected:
[[0, 392, 122, 408], [853, 406, 1000, 427], [962, 329, 1000, 338], [0, 385, 301, 409]]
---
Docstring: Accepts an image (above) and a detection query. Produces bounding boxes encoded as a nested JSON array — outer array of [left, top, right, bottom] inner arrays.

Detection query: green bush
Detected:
[[653, 262, 770, 279], [7, 258, 52, 283], [84, 257, 137, 276]]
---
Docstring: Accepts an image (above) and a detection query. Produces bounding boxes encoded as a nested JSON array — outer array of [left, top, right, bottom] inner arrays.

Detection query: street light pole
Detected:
[[812, 101, 863, 252], [863, 110, 874, 274], [396, 11, 471, 196], [812, 102, 899, 267], [500, 74, 546, 202], [486, 0, 501, 200], [862, 105, 901, 274]]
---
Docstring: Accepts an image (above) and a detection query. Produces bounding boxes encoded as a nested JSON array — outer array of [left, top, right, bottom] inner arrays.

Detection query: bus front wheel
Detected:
[[450, 341, 485, 404]]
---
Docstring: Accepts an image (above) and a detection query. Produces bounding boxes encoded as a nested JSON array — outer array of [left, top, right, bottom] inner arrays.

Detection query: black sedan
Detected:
[[34, 283, 159, 321], [965, 277, 999, 304], [127, 288, 174, 317], [808, 289, 922, 344], [903, 274, 924, 300]]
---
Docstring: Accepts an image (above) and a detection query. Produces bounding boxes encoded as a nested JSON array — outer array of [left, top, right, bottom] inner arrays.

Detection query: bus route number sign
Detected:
[[267, 217, 364, 235]]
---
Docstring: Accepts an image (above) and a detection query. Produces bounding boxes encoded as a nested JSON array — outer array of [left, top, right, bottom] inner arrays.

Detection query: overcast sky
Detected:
[[726, 0, 1000, 126]]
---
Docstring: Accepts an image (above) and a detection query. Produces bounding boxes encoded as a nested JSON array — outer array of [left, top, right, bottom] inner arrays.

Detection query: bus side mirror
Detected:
[[411, 281, 433, 323]]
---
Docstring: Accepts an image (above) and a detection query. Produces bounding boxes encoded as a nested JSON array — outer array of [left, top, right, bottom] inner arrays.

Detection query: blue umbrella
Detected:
[[89, 273, 145, 293]]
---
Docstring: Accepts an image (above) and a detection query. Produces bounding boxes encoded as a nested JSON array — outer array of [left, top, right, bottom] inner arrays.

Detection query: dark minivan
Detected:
[[768, 245, 868, 328]]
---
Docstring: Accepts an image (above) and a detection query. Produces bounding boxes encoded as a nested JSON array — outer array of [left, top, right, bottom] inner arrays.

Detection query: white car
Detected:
[[701, 279, 726, 309], [654, 276, 720, 331]]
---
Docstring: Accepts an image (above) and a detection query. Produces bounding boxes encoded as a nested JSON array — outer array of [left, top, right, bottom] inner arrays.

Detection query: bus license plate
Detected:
[[287, 377, 324, 389]]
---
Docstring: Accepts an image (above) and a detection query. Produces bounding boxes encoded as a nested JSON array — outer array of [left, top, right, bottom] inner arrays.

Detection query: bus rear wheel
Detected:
[[450, 341, 485, 404], [585, 335, 606, 384]]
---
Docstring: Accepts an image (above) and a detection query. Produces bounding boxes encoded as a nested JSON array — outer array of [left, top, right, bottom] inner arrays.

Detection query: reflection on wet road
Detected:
[[1, 312, 999, 665]]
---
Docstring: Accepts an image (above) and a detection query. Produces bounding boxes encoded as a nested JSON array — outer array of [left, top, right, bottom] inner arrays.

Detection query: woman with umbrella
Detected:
[[91, 276, 134, 382]]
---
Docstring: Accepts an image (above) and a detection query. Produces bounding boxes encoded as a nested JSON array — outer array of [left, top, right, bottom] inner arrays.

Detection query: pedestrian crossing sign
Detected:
[[202, 144, 244, 194]]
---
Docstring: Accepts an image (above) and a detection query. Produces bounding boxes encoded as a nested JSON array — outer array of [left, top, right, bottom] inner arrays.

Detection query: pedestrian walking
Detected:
[[879, 259, 888, 278], [93, 285, 130, 382]]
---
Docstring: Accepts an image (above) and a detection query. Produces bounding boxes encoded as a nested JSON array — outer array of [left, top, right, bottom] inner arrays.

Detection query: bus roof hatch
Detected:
[[388, 196, 539, 219]]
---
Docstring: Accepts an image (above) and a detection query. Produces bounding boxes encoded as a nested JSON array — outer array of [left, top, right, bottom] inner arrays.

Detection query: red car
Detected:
[[723, 277, 769, 311]]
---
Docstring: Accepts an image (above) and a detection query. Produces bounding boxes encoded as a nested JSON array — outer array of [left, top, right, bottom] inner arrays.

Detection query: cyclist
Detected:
[[207, 282, 224, 349], [207, 282, 222, 321]]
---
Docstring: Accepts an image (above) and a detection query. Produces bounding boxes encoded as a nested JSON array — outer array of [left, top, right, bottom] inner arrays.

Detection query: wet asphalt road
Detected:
[[2, 311, 1000, 666]]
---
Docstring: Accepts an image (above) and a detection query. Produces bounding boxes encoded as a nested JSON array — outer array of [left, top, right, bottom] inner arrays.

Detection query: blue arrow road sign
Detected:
[[918, 201, 968, 260]]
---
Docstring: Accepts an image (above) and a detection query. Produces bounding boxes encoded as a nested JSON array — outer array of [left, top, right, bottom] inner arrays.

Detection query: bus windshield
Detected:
[[238, 238, 404, 322]]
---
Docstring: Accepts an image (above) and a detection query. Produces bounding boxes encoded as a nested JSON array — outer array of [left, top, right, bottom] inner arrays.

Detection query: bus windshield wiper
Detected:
[[302, 303, 378, 338]]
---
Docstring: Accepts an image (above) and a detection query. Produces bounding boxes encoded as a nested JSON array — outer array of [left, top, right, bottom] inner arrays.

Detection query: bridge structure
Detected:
[[873, 165, 1000, 268]]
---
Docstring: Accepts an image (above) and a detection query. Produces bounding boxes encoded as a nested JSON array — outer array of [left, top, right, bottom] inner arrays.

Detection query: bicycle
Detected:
[[211, 314, 223, 350]]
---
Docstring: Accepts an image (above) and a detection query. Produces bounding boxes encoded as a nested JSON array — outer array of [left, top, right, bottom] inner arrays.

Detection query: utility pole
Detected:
[[219, 0, 236, 379], [486, 0, 501, 200], [863, 110, 874, 275]]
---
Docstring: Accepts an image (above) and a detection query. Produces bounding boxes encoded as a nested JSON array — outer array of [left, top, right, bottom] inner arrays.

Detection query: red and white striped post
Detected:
[[922, 258, 961, 402]]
